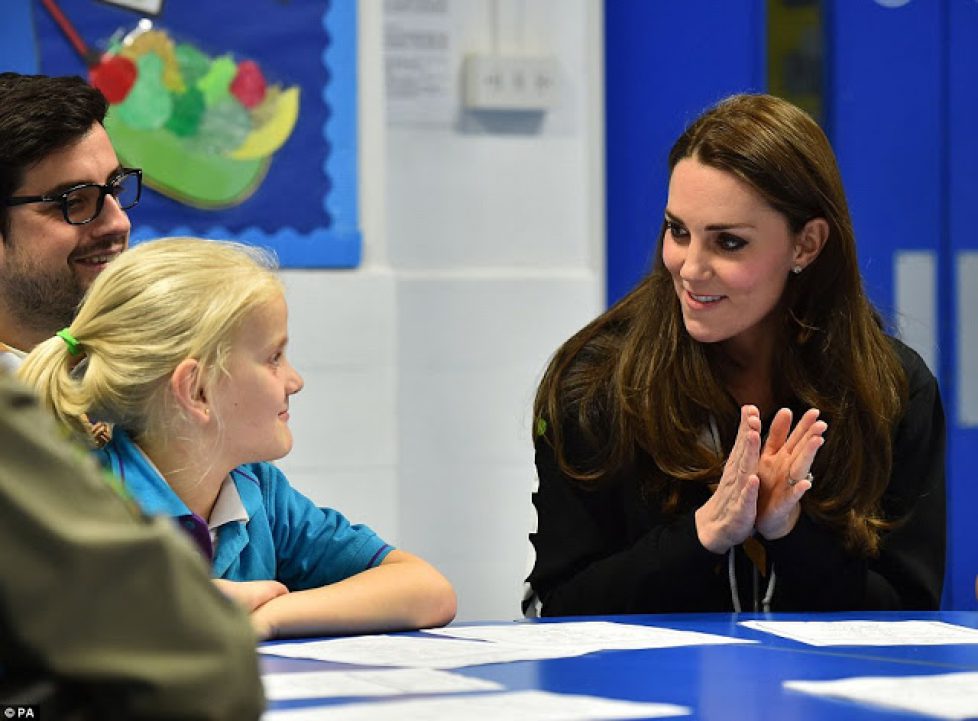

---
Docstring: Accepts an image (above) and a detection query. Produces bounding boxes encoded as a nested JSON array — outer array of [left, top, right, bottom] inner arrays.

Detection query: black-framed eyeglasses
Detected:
[[4, 168, 142, 225]]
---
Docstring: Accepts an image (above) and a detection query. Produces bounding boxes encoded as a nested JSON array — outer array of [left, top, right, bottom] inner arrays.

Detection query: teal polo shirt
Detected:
[[96, 429, 393, 589]]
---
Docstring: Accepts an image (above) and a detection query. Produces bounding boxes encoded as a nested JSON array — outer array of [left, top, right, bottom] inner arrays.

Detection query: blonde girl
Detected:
[[20, 237, 456, 639]]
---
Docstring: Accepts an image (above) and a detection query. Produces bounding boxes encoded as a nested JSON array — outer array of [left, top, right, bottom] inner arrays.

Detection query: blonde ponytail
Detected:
[[18, 332, 92, 439]]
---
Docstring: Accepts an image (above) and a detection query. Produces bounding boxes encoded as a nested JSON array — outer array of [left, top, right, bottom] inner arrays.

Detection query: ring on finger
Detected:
[[788, 472, 814, 487]]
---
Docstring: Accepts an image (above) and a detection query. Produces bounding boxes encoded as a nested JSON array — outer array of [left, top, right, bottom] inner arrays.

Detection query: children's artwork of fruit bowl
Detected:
[[90, 22, 300, 209]]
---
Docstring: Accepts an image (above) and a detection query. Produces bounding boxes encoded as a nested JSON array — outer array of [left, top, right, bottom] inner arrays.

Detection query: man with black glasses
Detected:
[[0, 72, 139, 368]]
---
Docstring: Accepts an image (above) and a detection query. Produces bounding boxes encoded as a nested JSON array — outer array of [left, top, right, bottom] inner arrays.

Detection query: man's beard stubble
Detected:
[[0, 260, 85, 333]]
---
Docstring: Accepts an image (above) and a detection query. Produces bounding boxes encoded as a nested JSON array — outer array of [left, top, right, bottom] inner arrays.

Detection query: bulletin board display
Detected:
[[28, 0, 359, 268]]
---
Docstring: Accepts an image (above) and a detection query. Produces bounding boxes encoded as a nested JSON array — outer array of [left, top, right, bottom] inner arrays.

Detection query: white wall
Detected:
[[277, 0, 604, 621]]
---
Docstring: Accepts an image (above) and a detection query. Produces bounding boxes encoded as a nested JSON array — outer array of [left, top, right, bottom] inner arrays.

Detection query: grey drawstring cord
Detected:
[[712, 415, 777, 613]]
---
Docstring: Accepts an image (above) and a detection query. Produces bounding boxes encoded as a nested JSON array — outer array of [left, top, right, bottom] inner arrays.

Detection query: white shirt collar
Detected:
[[209, 475, 250, 531]]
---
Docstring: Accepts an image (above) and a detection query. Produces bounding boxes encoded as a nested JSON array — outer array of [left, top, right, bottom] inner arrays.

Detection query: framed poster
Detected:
[[24, 0, 359, 268]]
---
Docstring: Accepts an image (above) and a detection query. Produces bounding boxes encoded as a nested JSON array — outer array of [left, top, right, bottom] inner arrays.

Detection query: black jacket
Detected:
[[525, 339, 946, 615]]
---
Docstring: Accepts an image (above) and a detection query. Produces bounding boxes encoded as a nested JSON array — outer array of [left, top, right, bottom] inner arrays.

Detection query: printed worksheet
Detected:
[[425, 620, 753, 651], [784, 671, 978, 719], [261, 690, 690, 720], [261, 668, 502, 701], [739, 620, 978, 646], [259, 635, 593, 669]]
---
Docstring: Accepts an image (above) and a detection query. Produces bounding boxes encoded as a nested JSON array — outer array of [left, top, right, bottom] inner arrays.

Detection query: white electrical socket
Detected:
[[463, 54, 559, 111]]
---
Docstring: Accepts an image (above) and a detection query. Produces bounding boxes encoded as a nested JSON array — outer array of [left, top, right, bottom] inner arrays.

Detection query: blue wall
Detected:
[[946, 0, 978, 611]]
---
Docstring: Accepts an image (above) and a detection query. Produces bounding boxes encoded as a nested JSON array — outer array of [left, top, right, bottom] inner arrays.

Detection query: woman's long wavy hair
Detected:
[[535, 94, 907, 555], [18, 237, 283, 446]]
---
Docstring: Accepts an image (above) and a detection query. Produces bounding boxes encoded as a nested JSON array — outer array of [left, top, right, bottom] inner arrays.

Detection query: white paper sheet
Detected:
[[261, 668, 503, 701], [262, 690, 690, 721], [425, 620, 753, 650], [784, 671, 978, 720], [259, 635, 593, 669], [739, 620, 978, 646]]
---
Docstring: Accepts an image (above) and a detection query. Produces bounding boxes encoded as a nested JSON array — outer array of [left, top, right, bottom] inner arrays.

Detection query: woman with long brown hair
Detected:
[[525, 94, 945, 615]]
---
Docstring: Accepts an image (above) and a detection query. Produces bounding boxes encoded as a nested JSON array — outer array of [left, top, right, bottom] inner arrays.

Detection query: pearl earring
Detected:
[[792, 265, 803, 275]]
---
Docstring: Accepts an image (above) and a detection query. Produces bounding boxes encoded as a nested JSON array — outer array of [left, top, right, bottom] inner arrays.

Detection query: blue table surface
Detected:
[[260, 611, 978, 719]]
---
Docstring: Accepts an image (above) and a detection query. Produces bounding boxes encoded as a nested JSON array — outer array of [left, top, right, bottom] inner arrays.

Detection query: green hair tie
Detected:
[[56, 328, 82, 356]]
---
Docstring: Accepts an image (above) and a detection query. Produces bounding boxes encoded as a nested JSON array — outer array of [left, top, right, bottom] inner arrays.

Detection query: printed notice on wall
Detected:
[[384, 0, 460, 125]]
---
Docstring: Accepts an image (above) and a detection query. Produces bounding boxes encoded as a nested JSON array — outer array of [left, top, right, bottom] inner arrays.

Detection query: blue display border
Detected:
[[124, 2, 361, 268]]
